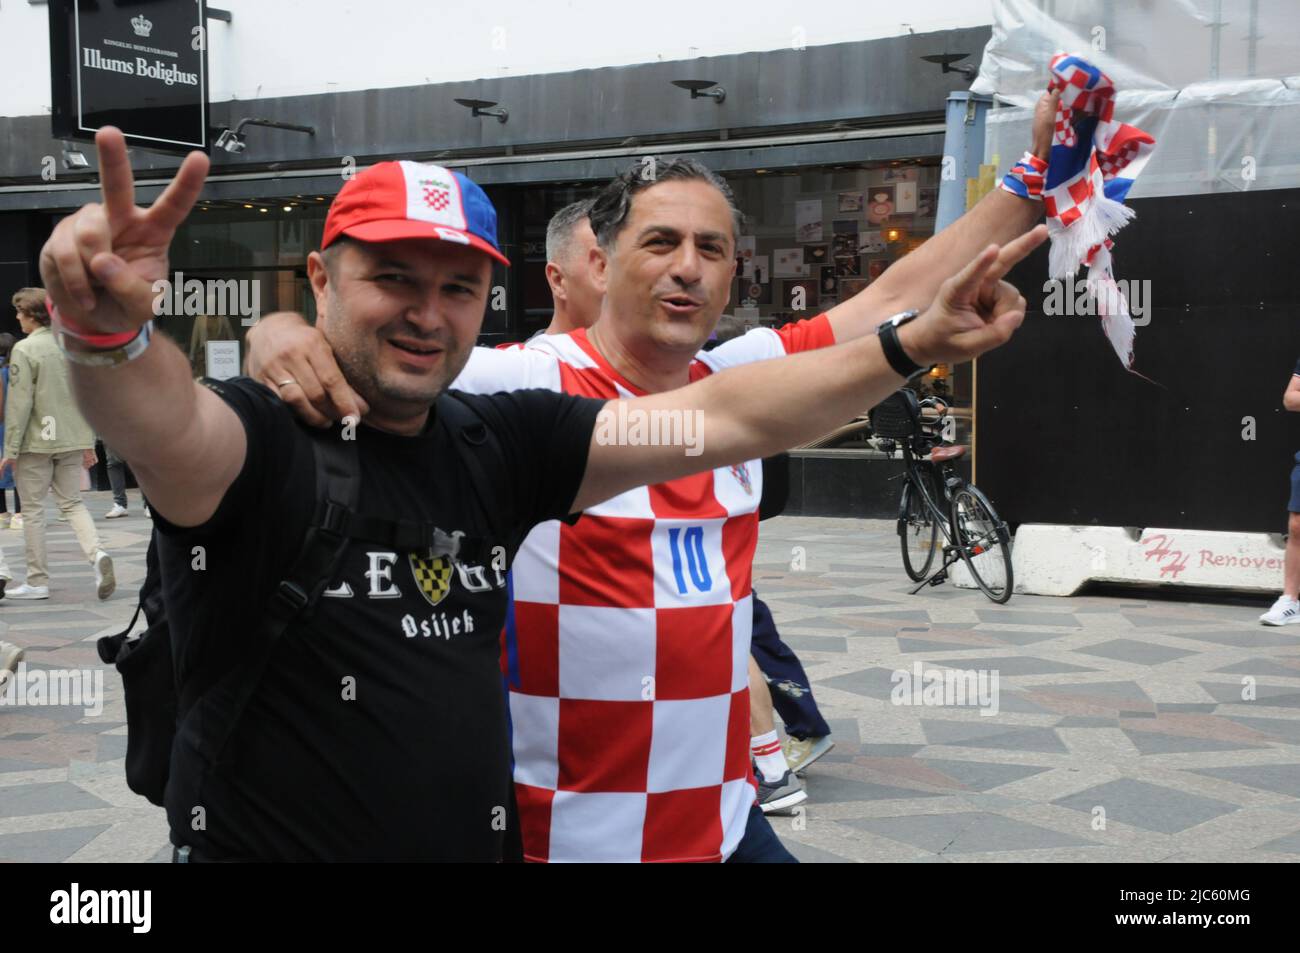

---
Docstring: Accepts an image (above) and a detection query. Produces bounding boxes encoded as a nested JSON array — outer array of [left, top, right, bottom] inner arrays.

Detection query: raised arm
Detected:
[[573, 239, 1037, 512], [38, 127, 246, 527], [825, 90, 1057, 343]]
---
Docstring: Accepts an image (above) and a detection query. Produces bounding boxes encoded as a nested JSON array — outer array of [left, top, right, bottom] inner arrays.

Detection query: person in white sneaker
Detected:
[[1261, 359, 1300, 626], [104, 442, 129, 518], [1, 289, 115, 601]]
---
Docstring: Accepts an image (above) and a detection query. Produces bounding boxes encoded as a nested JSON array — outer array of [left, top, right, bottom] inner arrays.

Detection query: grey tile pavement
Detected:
[[2, 506, 1298, 862]]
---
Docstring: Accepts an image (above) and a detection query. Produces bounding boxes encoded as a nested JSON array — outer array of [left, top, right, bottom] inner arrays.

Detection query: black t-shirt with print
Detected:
[[153, 377, 601, 861]]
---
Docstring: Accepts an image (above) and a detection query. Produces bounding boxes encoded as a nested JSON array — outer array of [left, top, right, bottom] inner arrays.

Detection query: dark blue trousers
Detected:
[[726, 804, 798, 863], [750, 592, 831, 740]]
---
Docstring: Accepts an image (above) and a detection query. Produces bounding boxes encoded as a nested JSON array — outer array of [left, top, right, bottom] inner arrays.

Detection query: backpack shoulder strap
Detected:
[[194, 425, 361, 765], [436, 390, 511, 544]]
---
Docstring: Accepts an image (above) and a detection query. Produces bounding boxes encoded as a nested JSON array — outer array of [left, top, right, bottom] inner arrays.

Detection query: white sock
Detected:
[[751, 730, 789, 783]]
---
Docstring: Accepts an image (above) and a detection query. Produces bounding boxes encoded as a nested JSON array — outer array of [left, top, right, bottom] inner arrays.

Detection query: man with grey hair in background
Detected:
[[539, 199, 603, 337]]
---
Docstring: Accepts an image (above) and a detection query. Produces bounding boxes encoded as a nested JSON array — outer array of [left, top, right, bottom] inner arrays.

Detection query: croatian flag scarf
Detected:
[[1000, 53, 1156, 375]]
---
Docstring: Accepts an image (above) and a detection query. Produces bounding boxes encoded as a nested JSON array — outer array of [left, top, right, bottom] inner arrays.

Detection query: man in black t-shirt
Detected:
[[39, 127, 1033, 860], [1261, 359, 1300, 625]]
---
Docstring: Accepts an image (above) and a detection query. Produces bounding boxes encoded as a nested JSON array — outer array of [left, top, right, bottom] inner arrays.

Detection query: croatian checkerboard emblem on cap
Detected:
[[422, 179, 451, 212], [400, 161, 467, 231]]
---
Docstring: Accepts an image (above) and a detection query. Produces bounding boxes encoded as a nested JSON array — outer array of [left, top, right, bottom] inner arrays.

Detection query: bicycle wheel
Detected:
[[899, 472, 939, 581], [950, 484, 1014, 603]]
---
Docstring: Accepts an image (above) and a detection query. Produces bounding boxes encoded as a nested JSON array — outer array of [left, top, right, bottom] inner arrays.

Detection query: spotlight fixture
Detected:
[[454, 98, 508, 123], [671, 79, 725, 104], [215, 117, 317, 154], [61, 141, 90, 170], [921, 53, 977, 80]]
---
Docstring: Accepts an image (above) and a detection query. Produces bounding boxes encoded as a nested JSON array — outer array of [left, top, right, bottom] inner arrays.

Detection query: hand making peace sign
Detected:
[[39, 126, 210, 335], [902, 226, 1046, 368]]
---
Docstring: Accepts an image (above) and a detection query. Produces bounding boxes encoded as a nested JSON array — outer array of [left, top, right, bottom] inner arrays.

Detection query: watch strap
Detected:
[[877, 311, 926, 380]]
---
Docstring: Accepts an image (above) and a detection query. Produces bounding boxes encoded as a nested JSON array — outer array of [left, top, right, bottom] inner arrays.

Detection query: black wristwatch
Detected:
[[876, 310, 931, 381]]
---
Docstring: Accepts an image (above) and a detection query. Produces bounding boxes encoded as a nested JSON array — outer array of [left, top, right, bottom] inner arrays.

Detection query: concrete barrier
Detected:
[[951, 524, 1286, 597]]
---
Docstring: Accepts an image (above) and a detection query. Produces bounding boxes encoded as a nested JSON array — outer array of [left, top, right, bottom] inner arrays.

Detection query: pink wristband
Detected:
[[47, 299, 142, 350]]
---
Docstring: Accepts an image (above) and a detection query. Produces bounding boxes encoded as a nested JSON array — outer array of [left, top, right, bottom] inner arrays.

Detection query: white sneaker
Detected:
[[94, 551, 116, 601], [105, 504, 128, 519], [6, 583, 49, 600], [1259, 595, 1300, 626], [9, 513, 23, 531]]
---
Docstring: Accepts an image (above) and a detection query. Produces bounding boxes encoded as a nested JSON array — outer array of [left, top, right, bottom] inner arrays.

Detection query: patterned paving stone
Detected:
[[1053, 779, 1239, 834], [1257, 829, 1300, 854], [1076, 639, 1197, 665], [1198, 682, 1300, 708], [975, 609, 1083, 627], [780, 593, 891, 608], [780, 634, 849, 653], [918, 759, 1051, 792], [0, 825, 112, 863], [843, 812, 1096, 854], [1223, 717, 1300, 745], [1211, 658, 1300, 678], [0, 781, 112, 818], [1122, 730, 1265, 755], [1172, 629, 1299, 648], [1121, 611, 1219, 628], [3, 508, 1296, 862], [925, 655, 1100, 676], [819, 666, 913, 701], [1189, 764, 1300, 798], [804, 772, 948, 803], [920, 720, 1069, 754], [1022, 680, 1156, 714]]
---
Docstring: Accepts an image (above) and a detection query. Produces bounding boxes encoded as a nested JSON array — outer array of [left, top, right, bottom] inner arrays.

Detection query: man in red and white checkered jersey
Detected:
[[455, 303, 835, 862], [249, 137, 1053, 860]]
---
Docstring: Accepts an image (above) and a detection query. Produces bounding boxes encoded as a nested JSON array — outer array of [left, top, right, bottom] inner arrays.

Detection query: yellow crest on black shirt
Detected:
[[409, 552, 454, 607]]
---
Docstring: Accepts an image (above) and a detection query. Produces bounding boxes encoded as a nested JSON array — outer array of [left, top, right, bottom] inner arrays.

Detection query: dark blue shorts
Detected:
[[1290, 453, 1300, 513]]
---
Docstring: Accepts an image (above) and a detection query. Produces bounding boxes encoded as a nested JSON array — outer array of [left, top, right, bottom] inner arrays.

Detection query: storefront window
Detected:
[[720, 158, 967, 446], [165, 200, 327, 378]]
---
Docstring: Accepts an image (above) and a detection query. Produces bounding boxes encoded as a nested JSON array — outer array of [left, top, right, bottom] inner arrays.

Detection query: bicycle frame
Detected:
[[894, 434, 977, 595], [900, 444, 962, 545], [876, 387, 1013, 603]]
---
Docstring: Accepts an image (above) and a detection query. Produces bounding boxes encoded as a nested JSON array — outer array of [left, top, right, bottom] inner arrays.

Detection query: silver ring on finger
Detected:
[[276, 378, 296, 389]]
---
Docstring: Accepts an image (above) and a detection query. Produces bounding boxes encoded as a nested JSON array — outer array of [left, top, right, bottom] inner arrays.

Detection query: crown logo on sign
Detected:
[[131, 15, 153, 37]]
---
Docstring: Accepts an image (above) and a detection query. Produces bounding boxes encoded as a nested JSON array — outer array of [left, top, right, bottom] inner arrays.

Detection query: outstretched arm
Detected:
[[573, 239, 1038, 512], [825, 90, 1057, 343], [39, 127, 247, 528]]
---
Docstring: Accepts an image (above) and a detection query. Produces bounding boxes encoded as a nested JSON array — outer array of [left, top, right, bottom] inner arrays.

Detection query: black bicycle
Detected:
[[868, 389, 1014, 603]]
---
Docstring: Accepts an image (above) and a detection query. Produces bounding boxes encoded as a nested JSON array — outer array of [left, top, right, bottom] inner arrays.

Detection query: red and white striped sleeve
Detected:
[[693, 313, 836, 375]]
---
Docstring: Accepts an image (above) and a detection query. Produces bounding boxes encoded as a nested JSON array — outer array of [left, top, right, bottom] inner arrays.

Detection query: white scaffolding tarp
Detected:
[[972, 0, 1300, 197]]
